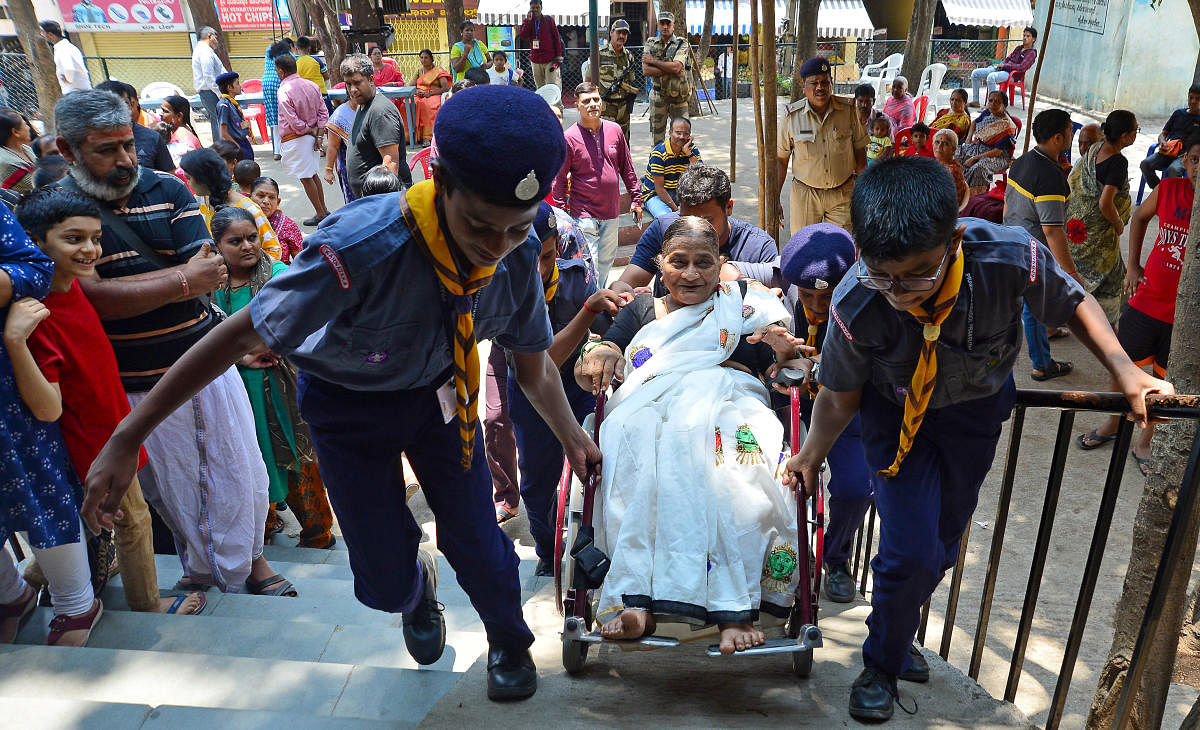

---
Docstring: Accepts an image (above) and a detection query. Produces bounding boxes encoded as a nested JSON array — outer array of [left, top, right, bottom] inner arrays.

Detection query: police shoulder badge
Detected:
[[514, 170, 539, 201]]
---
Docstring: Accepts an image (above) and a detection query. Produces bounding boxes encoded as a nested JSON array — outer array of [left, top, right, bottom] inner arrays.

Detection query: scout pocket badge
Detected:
[[436, 377, 456, 424]]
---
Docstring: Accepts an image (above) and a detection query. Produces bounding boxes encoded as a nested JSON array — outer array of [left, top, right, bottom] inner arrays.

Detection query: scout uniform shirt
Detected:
[[818, 219, 1087, 409], [778, 95, 867, 189], [598, 42, 638, 102], [644, 35, 691, 102], [248, 193, 553, 391]]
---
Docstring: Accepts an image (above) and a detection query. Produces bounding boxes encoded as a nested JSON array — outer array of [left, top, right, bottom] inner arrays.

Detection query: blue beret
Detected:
[[798, 57, 831, 79], [434, 85, 566, 207], [532, 201, 558, 242], [780, 223, 856, 291], [215, 71, 240, 86]]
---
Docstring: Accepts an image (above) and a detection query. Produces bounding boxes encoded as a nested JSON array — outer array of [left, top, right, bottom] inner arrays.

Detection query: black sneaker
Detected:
[[401, 550, 445, 665], [898, 645, 929, 683], [824, 561, 856, 603], [487, 645, 537, 701], [849, 666, 898, 722], [534, 557, 553, 577]]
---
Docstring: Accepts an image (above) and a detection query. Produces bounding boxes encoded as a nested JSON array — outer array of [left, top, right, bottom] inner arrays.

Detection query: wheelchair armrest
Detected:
[[768, 366, 808, 389]]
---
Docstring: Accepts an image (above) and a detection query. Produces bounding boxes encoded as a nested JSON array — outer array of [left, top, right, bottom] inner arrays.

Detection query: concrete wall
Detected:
[[1034, 0, 1197, 117]]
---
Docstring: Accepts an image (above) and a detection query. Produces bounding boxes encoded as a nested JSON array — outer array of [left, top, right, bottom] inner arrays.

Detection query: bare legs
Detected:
[[300, 174, 329, 219], [598, 610, 767, 654]]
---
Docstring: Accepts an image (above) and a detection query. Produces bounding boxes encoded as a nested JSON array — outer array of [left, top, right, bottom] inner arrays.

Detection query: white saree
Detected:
[[595, 283, 801, 627]]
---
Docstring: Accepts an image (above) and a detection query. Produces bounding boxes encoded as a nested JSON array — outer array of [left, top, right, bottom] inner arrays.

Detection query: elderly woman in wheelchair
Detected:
[[574, 216, 809, 654]]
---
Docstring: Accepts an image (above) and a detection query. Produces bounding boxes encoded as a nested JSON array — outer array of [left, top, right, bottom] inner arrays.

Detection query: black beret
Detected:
[[799, 57, 832, 79]]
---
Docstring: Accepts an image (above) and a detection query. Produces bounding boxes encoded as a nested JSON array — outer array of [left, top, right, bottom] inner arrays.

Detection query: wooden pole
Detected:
[[1022, 0, 1056, 153], [762, 0, 779, 243], [750, 0, 765, 231], [730, 1, 739, 183], [589, 0, 599, 84]]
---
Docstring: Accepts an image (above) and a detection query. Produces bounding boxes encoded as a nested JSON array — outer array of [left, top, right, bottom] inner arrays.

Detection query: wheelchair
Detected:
[[552, 367, 826, 676]]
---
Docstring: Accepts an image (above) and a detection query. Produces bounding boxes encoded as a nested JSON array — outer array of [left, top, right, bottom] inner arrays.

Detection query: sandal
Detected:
[[165, 591, 207, 615], [496, 506, 519, 524], [1047, 326, 1071, 339], [1031, 360, 1073, 382], [1078, 429, 1119, 450], [0, 584, 39, 643], [1132, 452, 1152, 478], [246, 573, 298, 597], [46, 598, 103, 647]]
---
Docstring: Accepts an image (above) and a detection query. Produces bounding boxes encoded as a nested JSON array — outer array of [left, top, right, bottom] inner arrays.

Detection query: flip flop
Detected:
[[245, 573, 298, 597], [1078, 429, 1119, 450], [1047, 326, 1071, 339], [1132, 452, 1152, 478], [1031, 360, 1073, 382], [165, 591, 207, 615], [496, 506, 519, 524]]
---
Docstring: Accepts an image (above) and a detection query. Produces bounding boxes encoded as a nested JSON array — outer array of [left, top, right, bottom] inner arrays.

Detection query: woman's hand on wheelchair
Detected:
[[784, 449, 821, 498], [579, 346, 624, 395], [746, 325, 811, 360]]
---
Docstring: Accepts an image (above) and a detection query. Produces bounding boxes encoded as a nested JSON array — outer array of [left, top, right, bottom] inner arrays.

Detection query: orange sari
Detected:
[[415, 66, 452, 142]]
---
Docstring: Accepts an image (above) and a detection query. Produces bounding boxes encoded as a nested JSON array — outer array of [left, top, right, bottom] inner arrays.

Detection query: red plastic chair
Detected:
[[998, 70, 1026, 109], [913, 95, 930, 125], [238, 78, 269, 144], [409, 146, 432, 180]]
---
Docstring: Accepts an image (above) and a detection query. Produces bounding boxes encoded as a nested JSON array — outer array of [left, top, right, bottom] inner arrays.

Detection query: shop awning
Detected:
[[940, 0, 1033, 28], [682, 0, 875, 39], [476, 0, 609, 27]]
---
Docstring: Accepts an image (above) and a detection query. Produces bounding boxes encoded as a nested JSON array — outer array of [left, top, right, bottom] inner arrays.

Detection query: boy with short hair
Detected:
[[233, 159, 261, 195], [215, 71, 254, 161], [901, 122, 932, 157], [14, 187, 205, 617], [785, 157, 1171, 722]]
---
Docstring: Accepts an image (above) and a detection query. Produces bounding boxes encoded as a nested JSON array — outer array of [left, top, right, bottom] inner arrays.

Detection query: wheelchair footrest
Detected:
[[704, 624, 823, 657], [562, 616, 681, 648]]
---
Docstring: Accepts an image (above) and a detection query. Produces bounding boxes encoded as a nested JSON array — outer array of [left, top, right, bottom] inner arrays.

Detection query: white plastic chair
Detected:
[[915, 63, 949, 115], [861, 53, 903, 106], [140, 81, 186, 102]]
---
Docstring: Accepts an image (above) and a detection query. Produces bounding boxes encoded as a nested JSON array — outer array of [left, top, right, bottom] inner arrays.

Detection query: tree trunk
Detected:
[[1087, 175, 1200, 730], [729, 0, 738, 183], [790, 0, 819, 103], [749, 0, 765, 231], [697, 0, 715, 67], [189, 0, 233, 70], [1191, 0, 1200, 85], [8, 0, 61, 131], [293, 0, 347, 85], [444, 0, 465, 52], [762, 0, 779, 245], [285, 0, 310, 36], [900, 0, 937, 91]]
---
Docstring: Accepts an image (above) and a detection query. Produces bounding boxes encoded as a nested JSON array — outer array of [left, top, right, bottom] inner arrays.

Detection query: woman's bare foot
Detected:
[[152, 592, 204, 615], [717, 623, 766, 654], [599, 609, 656, 640]]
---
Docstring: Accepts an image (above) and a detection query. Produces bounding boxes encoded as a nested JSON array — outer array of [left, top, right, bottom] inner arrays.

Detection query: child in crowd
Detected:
[[360, 164, 404, 196], [1078, 130, 1200, 475], [882, 76, 915, 139], [486, 50, 521, 86], [0, 202, 100, 646], [210, 206, 335, 551], [211, 140, 241, 178], [250, 177, 303, 264], [14, 188, 206, 618], [235, 159, 262, 196], [901, 122, 933, 157], [216, 71, 254, 161], [867, 117, 893, 165]]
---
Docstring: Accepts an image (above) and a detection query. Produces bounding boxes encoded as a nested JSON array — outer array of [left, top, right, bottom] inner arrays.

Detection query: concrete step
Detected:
[[14, 608, 489, 673], [0, 644, 460, 724]]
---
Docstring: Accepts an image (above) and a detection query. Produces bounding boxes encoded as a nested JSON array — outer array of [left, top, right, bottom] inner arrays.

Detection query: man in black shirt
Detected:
[[339, 53, 412, 197], [1140, 83, 1200, 189], [95, 80, 174, 174]]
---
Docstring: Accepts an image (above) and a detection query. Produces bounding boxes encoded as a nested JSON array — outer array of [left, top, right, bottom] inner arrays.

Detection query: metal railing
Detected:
[[846, 390, 1200, 728]]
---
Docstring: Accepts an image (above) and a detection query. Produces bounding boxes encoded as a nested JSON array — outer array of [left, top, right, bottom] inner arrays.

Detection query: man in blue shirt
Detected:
[[80, 86, 601, 703], [613, 164, 777, 295]]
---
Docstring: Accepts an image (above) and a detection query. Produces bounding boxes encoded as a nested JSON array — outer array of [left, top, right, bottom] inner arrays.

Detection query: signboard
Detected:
[[397, 0, 478, 18], [58, 0, 187, 31], [1052, 0, 1110, 35], [487, 26, 513, 50], [217, 0, 292, 30]]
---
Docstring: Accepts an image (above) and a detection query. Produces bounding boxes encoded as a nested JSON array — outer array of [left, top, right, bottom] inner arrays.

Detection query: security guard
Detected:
[[80, 85, 602, 703], [598, 19, 639, 141], [776, 57, 867, 237], [642, 11, 691, 147]]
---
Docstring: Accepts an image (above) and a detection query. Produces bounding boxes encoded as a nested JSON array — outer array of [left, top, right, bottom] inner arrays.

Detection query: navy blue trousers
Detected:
[[799, 398, 874, 567], [298, 373, 534, 651], [858, 377, 1015, 676], [507, 371, 595, 560]]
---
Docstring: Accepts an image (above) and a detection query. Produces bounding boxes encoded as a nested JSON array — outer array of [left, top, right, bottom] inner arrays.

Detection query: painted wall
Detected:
[[1034, 0, 1197, 117]]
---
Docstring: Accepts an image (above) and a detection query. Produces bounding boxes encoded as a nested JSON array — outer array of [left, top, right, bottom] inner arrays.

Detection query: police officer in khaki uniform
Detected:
[[642, 11, 691, 147], [776, 57, 867, 236], [598, 19, 638, 141]]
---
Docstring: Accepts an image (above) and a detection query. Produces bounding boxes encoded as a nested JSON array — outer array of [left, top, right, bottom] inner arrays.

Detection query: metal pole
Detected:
[[730, 2, 738, 183], [588, 0, 599, 85], [1022, 0, 1056, 153]]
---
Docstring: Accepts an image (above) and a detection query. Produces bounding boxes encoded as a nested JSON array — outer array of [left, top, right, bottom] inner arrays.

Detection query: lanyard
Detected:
[[534, 18, 541, 36]]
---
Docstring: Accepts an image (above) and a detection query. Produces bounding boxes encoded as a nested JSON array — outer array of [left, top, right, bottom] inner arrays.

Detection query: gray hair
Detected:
[[893, 75, 907, 86], [197, 26, 217, 39], [54, 90, 131, 151], [933, 128, 958, 152], [340, 53, 374, 80]]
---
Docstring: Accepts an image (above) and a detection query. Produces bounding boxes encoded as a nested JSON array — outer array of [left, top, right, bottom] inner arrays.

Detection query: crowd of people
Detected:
[[0, 5, 1192, 725]]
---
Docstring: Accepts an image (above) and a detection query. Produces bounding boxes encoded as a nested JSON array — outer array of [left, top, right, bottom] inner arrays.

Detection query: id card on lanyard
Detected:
[[532, 18, 541, 50]]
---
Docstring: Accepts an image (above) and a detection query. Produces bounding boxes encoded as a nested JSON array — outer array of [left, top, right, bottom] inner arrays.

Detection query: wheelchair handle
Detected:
[[770, 366, 808, 389]]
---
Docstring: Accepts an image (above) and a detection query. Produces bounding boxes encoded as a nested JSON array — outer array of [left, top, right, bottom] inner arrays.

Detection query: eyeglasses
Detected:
[[856, 245, 952, 292]]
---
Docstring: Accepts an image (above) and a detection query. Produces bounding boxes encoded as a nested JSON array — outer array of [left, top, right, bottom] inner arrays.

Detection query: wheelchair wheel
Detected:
[[563, 636, 590, 674], [791, 647, 813, 678]]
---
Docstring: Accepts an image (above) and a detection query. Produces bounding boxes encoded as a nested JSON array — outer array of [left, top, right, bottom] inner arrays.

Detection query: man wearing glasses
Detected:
[[777, 57, 867, 237], [784, 157, 1171, 722], [642, 12, 691, 147]]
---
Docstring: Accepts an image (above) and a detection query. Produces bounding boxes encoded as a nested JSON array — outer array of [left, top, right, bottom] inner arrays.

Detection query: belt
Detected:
[[792, 175, 855, 190], [281, 132, 309, 143]]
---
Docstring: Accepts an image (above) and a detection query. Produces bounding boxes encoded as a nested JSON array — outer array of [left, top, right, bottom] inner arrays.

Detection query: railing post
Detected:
[[939, 523, 971, 659]]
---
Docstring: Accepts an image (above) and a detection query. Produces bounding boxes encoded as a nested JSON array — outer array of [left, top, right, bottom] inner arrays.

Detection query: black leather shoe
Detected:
[[899, 645, 929, 683], [487, 646, 537, 701], [534, 557, 553, 577], [401, 550, 445, 665], [849, 666, 897, 722], [824, 561, 855, 603]]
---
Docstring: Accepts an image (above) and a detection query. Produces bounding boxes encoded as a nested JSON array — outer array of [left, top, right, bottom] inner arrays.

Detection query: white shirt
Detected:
[[192, 40, 226, 93], [716, 50, 732, 75], [486, 66, 517, 86], [53, 38, 91, 93]]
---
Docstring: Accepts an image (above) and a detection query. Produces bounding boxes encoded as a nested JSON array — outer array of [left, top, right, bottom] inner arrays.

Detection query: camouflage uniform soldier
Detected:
[[642, 11, 691, 147], [598, 19, 638, 141]]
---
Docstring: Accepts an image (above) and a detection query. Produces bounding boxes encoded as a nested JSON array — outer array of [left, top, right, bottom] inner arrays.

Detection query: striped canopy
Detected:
[[682, 0, 876, 39]]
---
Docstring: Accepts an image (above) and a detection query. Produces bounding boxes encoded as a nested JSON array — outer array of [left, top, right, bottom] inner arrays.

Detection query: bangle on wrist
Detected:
[[176, 270, 190, 296], [583, 301, 600, 315]]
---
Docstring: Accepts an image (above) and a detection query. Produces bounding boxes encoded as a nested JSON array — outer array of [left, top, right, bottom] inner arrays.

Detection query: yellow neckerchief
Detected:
[[544, 261, 559, 303], [221, 93, 243, 114], [879, 248, 965, 478], [403, 180, 498, 470], [802, 304, 827, 354]]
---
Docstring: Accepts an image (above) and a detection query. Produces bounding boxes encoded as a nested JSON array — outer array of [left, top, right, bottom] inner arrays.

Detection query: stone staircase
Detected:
[[4, 532, 541, 729]]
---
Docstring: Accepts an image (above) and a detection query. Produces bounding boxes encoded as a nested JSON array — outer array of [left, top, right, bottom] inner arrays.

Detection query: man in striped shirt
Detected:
[[640, 116, 702, 219], [57, 90, 295, 597]]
